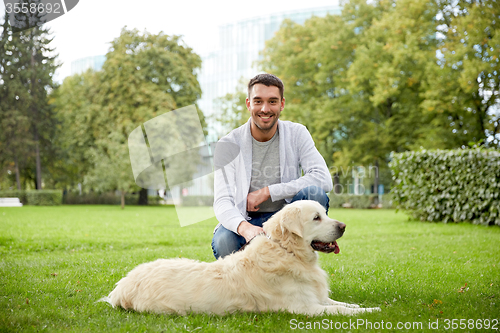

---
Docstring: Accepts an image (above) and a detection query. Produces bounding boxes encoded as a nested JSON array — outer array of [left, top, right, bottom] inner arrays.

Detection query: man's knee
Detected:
[[292, 185, 330, 211], [212, 226, 244, 259]]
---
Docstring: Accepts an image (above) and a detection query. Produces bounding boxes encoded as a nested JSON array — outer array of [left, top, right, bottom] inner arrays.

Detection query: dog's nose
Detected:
[[338, 222, 346, 233]]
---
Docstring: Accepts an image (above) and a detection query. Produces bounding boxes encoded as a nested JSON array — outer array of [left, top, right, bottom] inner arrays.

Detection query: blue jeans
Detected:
[[211, 186, 329, 259]]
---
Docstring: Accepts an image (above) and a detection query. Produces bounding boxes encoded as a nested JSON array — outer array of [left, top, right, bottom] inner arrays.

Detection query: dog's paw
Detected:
[[365, 307, 381, 313], [346, 303, 360, 308]]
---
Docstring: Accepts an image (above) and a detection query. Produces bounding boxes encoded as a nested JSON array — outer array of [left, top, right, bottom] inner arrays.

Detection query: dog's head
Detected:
[[263, 200, 346, 256]]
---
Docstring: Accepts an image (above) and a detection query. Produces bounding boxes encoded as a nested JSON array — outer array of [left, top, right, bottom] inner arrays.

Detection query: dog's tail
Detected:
[[96, 296, 115, 307], [97, 277, 135, 310]]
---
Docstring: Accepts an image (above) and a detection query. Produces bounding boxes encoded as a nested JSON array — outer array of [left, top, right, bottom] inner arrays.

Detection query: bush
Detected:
[[0, 190, 62, 205], [145, 195, 162, 206], [328, 193, 386, 209], [63, 192, 122, 205], [389, 148, 500, 226], [62, 192, 163, 206], [26, 190, 63, 205], [0, 190, 28, 204]]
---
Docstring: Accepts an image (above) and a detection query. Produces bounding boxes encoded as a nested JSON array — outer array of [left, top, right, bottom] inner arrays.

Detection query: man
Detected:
[[212, 73, 332, 259]]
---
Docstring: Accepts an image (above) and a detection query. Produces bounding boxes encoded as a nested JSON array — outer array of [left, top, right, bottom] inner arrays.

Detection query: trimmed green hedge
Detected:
[[0, 190, 62, 205], [328, 194, 392, 209], [389, 148, 500, 226], [0, 190, 28, 204], [63, 192, 161, 205]]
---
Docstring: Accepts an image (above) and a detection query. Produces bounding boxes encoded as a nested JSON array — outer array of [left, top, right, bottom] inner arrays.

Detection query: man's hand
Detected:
[[247, 186, 270, 212], [237, 220, 265, 243]]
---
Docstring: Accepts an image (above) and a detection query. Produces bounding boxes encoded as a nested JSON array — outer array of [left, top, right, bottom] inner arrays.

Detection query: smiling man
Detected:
[[212, 73, 333, 259]]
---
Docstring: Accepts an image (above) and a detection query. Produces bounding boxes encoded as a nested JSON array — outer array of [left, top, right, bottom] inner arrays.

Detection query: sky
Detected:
[[1, 0, 339, 81]]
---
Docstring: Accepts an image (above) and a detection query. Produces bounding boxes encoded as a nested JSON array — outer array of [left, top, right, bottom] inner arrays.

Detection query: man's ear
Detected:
[[280, 206, 303, 238]]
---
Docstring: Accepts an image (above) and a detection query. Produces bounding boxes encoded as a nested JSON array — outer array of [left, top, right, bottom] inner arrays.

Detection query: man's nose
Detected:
[[261, 103, 271, 111]]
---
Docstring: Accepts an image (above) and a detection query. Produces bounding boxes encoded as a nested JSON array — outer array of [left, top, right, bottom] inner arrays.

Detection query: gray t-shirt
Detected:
[[249, 130, 286, 212]]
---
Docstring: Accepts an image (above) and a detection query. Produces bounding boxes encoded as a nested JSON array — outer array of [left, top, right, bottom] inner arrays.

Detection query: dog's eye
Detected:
[[313, 215, 321, 221]]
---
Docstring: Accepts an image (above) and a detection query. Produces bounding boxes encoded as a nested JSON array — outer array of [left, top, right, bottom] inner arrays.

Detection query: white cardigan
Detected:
[[213, 118, 333, 234]]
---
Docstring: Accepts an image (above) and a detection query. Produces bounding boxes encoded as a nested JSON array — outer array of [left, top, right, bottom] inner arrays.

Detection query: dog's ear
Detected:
[[280, 206, 303, 238]]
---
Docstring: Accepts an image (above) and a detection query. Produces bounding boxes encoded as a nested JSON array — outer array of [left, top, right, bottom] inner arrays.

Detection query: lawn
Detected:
[[0, 205, 499, 332]]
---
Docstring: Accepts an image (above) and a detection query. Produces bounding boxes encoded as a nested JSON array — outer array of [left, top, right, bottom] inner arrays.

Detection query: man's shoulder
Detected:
[[219, 120, 249, 143], [279, 120, 309, 135], [279, 119, 307, 129]]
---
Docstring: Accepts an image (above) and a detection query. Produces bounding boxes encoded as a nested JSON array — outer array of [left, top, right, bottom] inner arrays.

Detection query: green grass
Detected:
[[0, 205, 499, 332]]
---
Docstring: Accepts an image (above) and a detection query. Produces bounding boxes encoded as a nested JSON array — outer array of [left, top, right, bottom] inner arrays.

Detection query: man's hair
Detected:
[[248, 73, 284, 100]]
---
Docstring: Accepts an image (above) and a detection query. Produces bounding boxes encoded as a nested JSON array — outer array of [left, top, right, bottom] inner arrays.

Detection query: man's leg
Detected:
[[211, 212, 274, 259], [211, 225, 246, 260], [291, 185, 330, 213]]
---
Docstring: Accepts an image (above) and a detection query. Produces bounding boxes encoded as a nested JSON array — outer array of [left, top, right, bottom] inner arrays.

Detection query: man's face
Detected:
[[246, 84, 285, 137]]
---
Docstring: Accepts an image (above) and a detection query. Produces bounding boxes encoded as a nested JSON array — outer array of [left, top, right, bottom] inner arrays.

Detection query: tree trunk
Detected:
[[138, 188, 148, 205], [121, 190, 125, 209], [31, 30, 42, 190], [333, 173, 340, 194], [34, 130, 42, 189], [14, 154, 21, 190]]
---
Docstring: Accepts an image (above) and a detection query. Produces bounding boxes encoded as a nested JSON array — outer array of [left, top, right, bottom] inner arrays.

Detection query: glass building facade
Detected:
[[70, 55, 106, 76], [198, 5, 342, 142]]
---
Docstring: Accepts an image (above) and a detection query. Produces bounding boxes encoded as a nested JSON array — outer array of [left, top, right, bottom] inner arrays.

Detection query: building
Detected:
[[70, 55, 106, 76], [198, 5, 342, 142]]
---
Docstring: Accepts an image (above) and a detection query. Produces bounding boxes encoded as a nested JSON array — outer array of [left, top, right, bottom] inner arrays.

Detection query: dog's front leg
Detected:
[[326, 298, 360, 308], [324, 305, 381, 316]]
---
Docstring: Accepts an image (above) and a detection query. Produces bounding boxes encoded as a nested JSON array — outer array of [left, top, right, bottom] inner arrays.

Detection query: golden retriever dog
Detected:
[[101, 200, 380, 315]]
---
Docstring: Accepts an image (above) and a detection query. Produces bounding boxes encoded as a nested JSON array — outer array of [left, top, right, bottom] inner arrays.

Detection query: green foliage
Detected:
[[255, 0, 500, 178], [0, 189, 61, 205], [62, 192, 162, 206], [0, 12, 59, 190], [390, 148, 500, 225], [328, 194, 384, 209], [1, 206, 499, 331], [214, 78, 248, 136], [0, 190, 28, 204], [422, 0, 500, 147], [25, 189, 62, 205], [52, 28, 204, 207]]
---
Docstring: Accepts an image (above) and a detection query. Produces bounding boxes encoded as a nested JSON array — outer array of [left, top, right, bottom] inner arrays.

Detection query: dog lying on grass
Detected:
[[100, 200, 380, 315]]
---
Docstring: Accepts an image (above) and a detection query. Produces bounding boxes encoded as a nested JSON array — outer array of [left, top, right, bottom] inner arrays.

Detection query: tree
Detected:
[[423, 0, 500, 148], [260, 0, 407, 189], [214, 78, 248, 136], [49, 70, 101, 190], [0, 13, 31, 190], [53, 28, 205, 208], [0, 10, 59, 190], [257, 0, 500, 194]]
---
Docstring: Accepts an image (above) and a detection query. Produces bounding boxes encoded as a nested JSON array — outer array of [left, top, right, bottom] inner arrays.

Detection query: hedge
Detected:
[[328, 194, 392, 209], [0, 190, 62, 205], [0, 190, 28, 204], [389, 148, 500, 226], [63, 192, 162, 205]]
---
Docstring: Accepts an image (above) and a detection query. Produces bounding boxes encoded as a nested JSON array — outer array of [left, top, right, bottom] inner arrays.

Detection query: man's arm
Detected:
[[246, 186, 270, 212], [213, 157, 248, 234], [237, 220, 264, 242], [268, 125, 332, 201]]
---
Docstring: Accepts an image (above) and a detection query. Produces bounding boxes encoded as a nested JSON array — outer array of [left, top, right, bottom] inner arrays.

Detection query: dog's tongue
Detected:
[[333, 241, 340, 254], [311, 240, 340, 254]]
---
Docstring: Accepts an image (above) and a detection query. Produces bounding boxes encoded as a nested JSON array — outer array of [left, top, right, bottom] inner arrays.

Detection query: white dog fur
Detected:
[[101, 200, 380, 315]]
